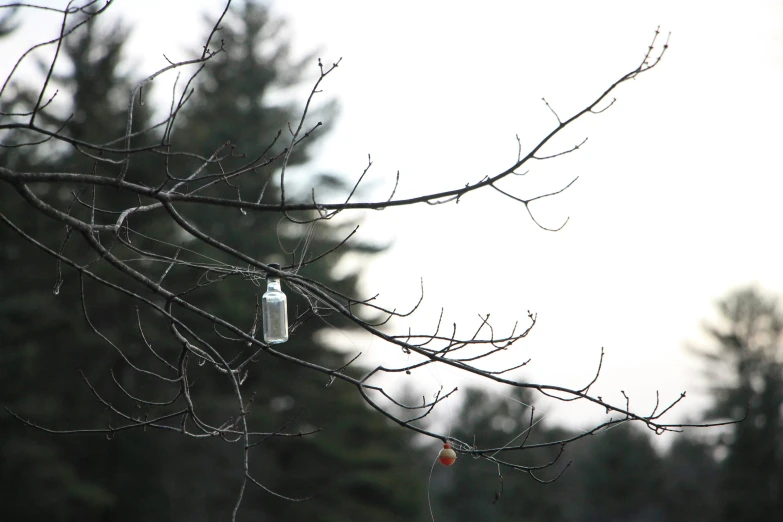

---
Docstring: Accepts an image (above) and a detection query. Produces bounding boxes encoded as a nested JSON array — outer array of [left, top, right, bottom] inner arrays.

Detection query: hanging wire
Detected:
[[427, 453, 440, 522]]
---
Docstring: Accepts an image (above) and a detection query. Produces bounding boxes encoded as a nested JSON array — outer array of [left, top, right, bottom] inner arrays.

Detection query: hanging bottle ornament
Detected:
[[262, 263, 288, 344], [438, 442, 457, 466]]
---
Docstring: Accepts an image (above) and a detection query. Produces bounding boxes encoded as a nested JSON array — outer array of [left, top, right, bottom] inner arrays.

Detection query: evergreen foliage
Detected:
[[0, 5, 425, 520], [701, 287, 783, 521], [428, 288, 783, 522]]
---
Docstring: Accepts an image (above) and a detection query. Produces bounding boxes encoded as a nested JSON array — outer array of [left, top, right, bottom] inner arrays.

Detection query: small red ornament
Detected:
[[438, 442, 457, 466]]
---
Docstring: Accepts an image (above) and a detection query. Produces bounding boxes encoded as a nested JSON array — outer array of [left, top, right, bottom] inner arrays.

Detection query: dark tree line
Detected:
[[427, 287, 782, 522]]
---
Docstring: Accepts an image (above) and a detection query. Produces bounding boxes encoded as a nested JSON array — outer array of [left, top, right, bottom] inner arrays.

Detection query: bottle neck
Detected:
[[267, 277, 282, 291]]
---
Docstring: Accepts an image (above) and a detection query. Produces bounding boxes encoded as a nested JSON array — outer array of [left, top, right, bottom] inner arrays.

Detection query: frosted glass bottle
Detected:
[[262, 263, 288, 344]]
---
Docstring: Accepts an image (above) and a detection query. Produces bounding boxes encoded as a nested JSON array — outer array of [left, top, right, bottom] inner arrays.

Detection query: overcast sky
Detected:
[[7, 1, 783, 434]]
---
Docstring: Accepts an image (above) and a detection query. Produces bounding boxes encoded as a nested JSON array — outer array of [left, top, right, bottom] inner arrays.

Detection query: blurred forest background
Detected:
[[2, 2, 783, 521]]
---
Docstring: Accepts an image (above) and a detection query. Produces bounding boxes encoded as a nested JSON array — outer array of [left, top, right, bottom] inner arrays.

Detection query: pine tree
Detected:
[[700, 287, 783, 521], [156, 4, 425, 518], [1, 4, 426, 520], [0, 16, 169, 521]]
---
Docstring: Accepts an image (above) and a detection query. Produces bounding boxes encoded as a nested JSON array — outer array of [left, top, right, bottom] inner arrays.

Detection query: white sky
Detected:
[[6, 1, 783, 434]]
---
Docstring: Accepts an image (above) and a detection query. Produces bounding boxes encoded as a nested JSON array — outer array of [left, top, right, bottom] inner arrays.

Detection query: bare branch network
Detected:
[[0, 1, 741, 519]]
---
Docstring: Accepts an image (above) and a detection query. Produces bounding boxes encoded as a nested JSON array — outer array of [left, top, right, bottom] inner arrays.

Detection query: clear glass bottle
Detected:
[[262, 263, 288, 344]]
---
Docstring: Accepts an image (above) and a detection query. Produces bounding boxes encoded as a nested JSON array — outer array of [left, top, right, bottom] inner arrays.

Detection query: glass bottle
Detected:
[[262, 263, 288, 344]]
